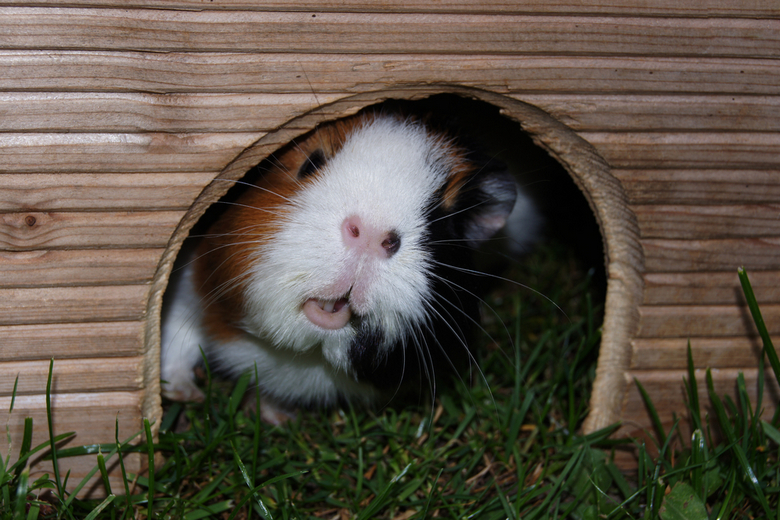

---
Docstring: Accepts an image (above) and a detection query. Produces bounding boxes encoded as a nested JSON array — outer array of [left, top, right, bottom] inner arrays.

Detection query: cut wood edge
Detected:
[[143, 85, 644, 436]]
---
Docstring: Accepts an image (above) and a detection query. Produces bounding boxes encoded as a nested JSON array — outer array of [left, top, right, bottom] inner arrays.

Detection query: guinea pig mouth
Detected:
[[302, 297, 351, 330]]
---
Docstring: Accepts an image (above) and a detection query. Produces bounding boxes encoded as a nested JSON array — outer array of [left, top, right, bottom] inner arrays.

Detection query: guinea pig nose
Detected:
[[342, 215, 401, 259], [381, 231, 401, 256]]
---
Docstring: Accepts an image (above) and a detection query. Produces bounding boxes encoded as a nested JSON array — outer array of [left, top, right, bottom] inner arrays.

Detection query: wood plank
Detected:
[[3, 9, 778, 57], [3, 52, 779, 95], [1, 391, 144, 499], [0, 133, 259, 173], [0, 0, 775, 17], [643, 238, 780, 272], [581, 132, 780, 170], [636, 304, 780, 338], [0, 249, 162, 286], [619, 367, 779, 438], [0, 285, 150, 325], [614, 169, 780, 205], [643, 271, 780, 305], [0, 357, 145, 395], [635, 204, 780, 239], [0, 93, 344, 133], [0, 322, 144, 361], [4, 93, 779, 133], [0, 173, 215, 211], [0, 211, 184, 250], [518, 94, 780, 132], [631, 337, 762, 370]]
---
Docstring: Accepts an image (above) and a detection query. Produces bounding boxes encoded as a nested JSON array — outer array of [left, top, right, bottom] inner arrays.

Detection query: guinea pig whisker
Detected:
[[420, 296, 497, 415], [428, 259, 568, 322], [211, 200, 291, 216], [409, 317, 438, 407], [211, 178, 299, 206], [427, 270, 515, 358], [426, 198, 493, 226]]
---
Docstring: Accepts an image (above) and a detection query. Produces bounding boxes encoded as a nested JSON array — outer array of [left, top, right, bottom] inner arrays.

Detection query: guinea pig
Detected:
[[161, 109, 538, 423]]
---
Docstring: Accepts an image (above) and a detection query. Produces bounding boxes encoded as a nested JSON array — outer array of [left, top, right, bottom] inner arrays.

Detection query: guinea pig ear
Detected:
[[464, 168, 519, 247]]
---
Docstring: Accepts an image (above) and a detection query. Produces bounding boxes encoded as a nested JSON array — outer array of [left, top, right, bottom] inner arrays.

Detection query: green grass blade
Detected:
[[355, 463, 411, 520], [96, 448, 112, 496], [60, 427, 143, 510], [738, 267, 780, 391], [225, 471, 308, 520], [13, 466, 29, 520], [25, 504, 40, 520], [144, 418, 155, 519], [7, 432, 75, 476], [685, 342, 702, 433], [115, 416, 132, 520], [762, 420, 780, 445], [83, 495, 116, 520], [504, 391, 534, 456], [251, 363, 261, 492], [13, 418, 33, 481], [44, 359, 65, 500], [707, 369, 772, 518], [230, 440, 270, 519], [9, 375, 19, 414], [714, 471, 737, 520], [633, 377, 667, 449], [184, 500, 233, 520]]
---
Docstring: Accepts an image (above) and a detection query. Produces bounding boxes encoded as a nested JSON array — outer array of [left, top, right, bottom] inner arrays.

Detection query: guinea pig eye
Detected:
[[297, 149, 326, 179]]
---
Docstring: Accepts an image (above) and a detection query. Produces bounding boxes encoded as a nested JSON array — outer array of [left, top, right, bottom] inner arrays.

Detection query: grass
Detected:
[[2, 242, 780, 519]]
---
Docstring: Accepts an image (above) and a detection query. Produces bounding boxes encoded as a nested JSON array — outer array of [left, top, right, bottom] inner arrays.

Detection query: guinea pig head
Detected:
[[196, 112, 518, 393]]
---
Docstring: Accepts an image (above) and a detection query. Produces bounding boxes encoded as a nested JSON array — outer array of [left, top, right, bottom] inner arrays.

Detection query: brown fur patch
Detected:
[[440, 143, 477, 212]]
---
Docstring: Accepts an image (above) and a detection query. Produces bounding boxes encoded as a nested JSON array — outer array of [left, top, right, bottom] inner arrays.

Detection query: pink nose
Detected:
[[341, 215, 400, 258]]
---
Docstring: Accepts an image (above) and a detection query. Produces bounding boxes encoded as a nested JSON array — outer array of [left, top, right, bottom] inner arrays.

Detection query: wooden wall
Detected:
[[1, 1, 778, 490]]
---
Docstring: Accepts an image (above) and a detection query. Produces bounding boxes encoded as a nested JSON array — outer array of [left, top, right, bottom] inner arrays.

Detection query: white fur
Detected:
[[160, 261, 209, 402], [162, 116, 456, 406]]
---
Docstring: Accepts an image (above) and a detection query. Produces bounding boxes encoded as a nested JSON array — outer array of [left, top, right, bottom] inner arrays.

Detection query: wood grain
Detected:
[[0, 285, 150, 325], [0, 93, 344, 133], [643, 271, 780, 306], [643, 238, 780, 272], [0, 357, 145, 395], [0, 249, 162, 287], [0, 322, 144, 361], [0, 211, 184, 250], [636, 304, 780, 338], [0, 133, 259, 174], [635, 204, 780, 239], [3, 93, 778, 133], [614, 170, 780, 205], [631, 337, 763, 370], [581, 132, 780, 170], [0, 0, 775, 17], [3, 52, 779, 95], [3, 9, 777, 57], [518, 94, 780, 132], [0, 173, 215, 211]]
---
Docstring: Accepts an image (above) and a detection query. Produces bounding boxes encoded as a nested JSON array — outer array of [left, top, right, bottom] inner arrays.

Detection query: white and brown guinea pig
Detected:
[[161, 109, 539, 423]]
